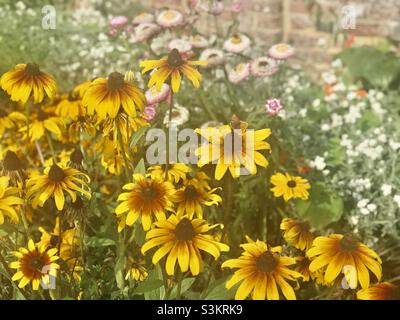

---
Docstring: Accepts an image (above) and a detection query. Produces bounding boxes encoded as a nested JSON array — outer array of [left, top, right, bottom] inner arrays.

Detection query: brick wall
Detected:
[[137, 0, 400, 72]]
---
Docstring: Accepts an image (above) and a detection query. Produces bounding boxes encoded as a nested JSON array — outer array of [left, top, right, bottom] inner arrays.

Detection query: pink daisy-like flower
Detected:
[[223, 34, 251, 54], [228, 63, 250, 83], [109, 16, 128, 28], [201, 0, 224, 15], [132, 12, 155, 25], [199, 49, 225, 67], [268, 43, 295, 60], [190, 35, 209, 49], [156, 9, 184, 28], [168, 39, 192, 53], [250, 57, 279, 77], [143, 105, 157, 122], [231, 1, 243, 13], [145, 84, 171, 105], [265, 98, 283, 115], [134, 22, 161, 42]]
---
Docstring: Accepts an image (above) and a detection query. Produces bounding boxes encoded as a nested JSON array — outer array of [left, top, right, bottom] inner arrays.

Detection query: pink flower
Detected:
[[143, 105, 157, 122], [231, 1, 243, 13], [145, 84, 171, 105], [265, 98, 283, 115], [109, 16, 128, 28], [108, 28, 118, 38]]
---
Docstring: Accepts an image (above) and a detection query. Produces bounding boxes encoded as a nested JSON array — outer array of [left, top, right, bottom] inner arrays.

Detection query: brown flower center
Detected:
[[48, 164, 66, 182], [258, 61, 269, 67], [167, 48, 184, 68], [37, 109, 49, 121], [3, 150, 23, 171], [70, 149, 83, 164], [256, 251, 277, 273], [0, 109, 7, 118], [25, 63, 41, 76], [68, 91, 79, 101], [107, 72, 125, 90], [175, 218, 196, 241], [339, 235, 358, 252], [184, 185, 199, 200], [28, 256, 45, 271], [287, 180, 297, 188], [141, 185, 159, 200], [50, 235, 60, 248]]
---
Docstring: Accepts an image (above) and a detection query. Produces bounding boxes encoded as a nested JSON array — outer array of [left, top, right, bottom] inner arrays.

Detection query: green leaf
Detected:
[[143, 265, 166, 300], [135, 279, 164, 293], [203, 276, 236, 300], [295, 182, 343, 230], [134, 158, 146, 175], [130, 126, 148, 147], [169, 277, 195, 298], [84, 237, 116, 247]]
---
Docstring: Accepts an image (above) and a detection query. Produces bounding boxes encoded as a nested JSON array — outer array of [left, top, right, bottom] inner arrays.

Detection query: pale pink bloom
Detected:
[[109, 16, 128, 28], [231, 1, 243, 13], [228, 63, 250, 83], [223, 34, 251, 53], [168, 39, 192, 53], [108, 28, 118, 38], [201, 0, 224, 15], [132, 12, 154, 25], [156, 9, 184, 28], [143, 105, 157, 122], [268, 43, 295, 60], [190, 35, 209, 49], [199, 49, 225, 67], [134, 22, 161, 42], [250, 57, 279, 77], [145, 84, 171, 105], [265, 98, 283, 115]]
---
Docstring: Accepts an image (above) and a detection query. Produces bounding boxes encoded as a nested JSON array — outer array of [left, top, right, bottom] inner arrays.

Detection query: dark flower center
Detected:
[[3, 150, 23, 171], [37, 109, 49, 121], [167, 48, 184, 68], [141, 185, 159, 200], [29, 256, 45, 271], [50, 235, 60, 248], [107, 72, 125, 90], [70, 149, 83, 164], [68, 91, 79, 101], [175, 218, 196, 241], [259, 61, 269, 67], [256, 251, 277, 273], [339, 235, 358, 252], [208, 53, 218, 59], [48, 164, 66, 182], [0, 108, 7, 118], [184, 185, 199, 200], [287, 180, 297, 188], [25, 63, 41, 76]]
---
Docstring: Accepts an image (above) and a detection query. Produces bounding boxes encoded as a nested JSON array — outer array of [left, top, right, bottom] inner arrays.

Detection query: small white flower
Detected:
[[360, 208, 370, 215], [394, 195, 400, 208], [381, 184, 393, 196], [310, 156, 326, 171], [357, 199, 369, 209], [366, 203, 377, 212]]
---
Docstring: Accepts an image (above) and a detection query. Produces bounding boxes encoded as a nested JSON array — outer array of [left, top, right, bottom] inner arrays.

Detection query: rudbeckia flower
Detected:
[[82, 72, 145, 120], [148, 163, 191, 183], [357, 282, 399, 300], [270, 173, 310, 202], [9, 239, 59, 290], [140, 48, 207, 93], [0, 63, 57, 104], [26, 164, 91, 211], [125, 259, 148, 282], [56, 92, 86, 121], [222, 237, 302, 300], [142, 214, 229, 275], [0, 176, 24, 224], [0, 108, 26, 136], [306, 234, 382, 289], [280, 218, 314, 251]]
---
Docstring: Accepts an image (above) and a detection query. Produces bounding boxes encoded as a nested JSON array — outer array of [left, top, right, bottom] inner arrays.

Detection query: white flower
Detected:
[[312, 99, 321, 108], [357, 199, 369, 209], [366, 203, 377, 212], [268, 43, 295, 60], [381, 184, 393, 196], [163, 104, 189, 127], [393, 195, 400, 208], [223, 33, 251, 54], [310, 156, 326, 171], [331, 58, 343, 69], [228, 63, 250, 83], [389, 140, 400, 151]]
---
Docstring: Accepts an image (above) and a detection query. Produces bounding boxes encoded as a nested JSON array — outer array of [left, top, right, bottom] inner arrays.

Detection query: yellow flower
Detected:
[[125, 260, 148, 282], [82, 72, 145, 120], [1, 63, 57, 104], [175, 182, 222, 219], [294, 256, 325, 283], [196, 120, 271, 180], [56, 93, 86, 121], [140, 48, 207, 93], [115, 173, 176, 231], [357, 282, 399, 300], [306, 234, 382, 289], [26, 164, 91, 211], [280, 218, 314, 251], [148, 163, 191, 183], [270, 172, 310, 201], [9, 239, 59, 290], [0, 176, 23, 224], [142, 214, 229, 276], [0, 108, 26, 136], [222, 237, 302, 300]]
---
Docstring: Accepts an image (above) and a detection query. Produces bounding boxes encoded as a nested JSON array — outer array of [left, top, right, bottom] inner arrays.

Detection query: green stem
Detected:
[[165, 92, 174, 181], [223, 174, 235, 232], [161, 263, 170, 300], [176, 271, 184, 299], [46, 132, 56, 163], [0, 253, 29, 299]]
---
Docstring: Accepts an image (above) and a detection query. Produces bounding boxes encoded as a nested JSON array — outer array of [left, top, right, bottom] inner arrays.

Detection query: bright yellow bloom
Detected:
[[82, 72, 145, 120], [357, 282, 399, 300], [270, 172, 310, 201], [1, 63, 57, 104], [222, 237, 302, 300], [26, 164, 91, 211], [0, 176, 23, 224], [280, 218, 314, 251], [115, 173, 176, 231], [140, 48, 207, 93], [294, 256, 325, 283], [9, 239, 59, 290], [148, 163, 191, 183], [0, 108, 26, 136], [142, 214, 229, 276], [125, 260, 148, 282], [306, 234, 382, 289], [56, 93, 86, 121], [196, 121, 271, 180]]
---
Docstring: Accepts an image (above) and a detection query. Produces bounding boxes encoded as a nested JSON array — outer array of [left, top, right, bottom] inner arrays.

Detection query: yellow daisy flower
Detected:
[[270, 172, 310, 201], [0, 176, 24, 224], [26, 164, 91, 211], [0, 108, 26, 136], [140, 48, 207, 93], [9, 239, 59, 290], [280, 218, 314, 251], [115, 173, 176, 231], [0, 63, 57, 104], [357, 282, 399, 300], [222, 237, 302, 300], [82, 72, 145, 120], [125, 260, 148, 282], [56, 93, 86, 121], [148, 163, 191, 183], [141, 214, 229, 276], [306, 234, 382, 289]]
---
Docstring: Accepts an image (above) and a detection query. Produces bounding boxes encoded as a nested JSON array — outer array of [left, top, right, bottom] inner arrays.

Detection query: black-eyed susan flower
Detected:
[[141, 214, 229, 276], [175, 182, 222, 219], [140, 48, 207, 93], [148, 163, 191, 183], [294, 256, 326, 283], [56, 93, 86, 121], [0, 176, 23, 224], [280, 218, 314, 251], [82, 72, 145, 120], [115, 173, 176, 231], [125, 259, 148, 282], [26, 164, 91, 211], [9, 239, 59, 290], [196, 119, 271, 180], [306, 234, 382, 289], [270, 173, 310, 202], [222, 237, 302, 300], [0, 108, 26, 136], [1, 63, 57, 104], [357, 282, 399, 300], [0, 150, 26, 185]]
